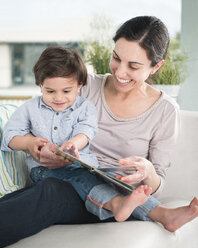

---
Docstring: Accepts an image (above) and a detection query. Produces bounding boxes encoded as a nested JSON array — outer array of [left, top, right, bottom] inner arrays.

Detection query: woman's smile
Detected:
[[116, 77, 132, 85]]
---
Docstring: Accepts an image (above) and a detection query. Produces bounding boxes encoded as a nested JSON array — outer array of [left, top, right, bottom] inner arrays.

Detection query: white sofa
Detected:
[[2, 109, 198, 248]]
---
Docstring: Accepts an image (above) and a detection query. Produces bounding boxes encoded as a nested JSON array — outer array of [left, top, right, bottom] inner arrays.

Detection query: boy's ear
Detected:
[[77, 84, 82, 92], [40, 84, 44, 93], [151, 60, 164, 75]]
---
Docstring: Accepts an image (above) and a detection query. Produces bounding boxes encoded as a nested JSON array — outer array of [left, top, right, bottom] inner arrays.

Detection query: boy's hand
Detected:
[[26, 137, 49, 161], [59, 142, 80, 159], [40, 143, 73, 169]]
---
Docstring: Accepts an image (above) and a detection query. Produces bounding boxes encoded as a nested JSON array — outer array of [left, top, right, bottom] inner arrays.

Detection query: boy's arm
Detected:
[[71, 100, 98, 145], [9, 135, 49, 161], [1, 102, 32, 152], [61, 133, 88, 151], [59, 133, 88, 159]]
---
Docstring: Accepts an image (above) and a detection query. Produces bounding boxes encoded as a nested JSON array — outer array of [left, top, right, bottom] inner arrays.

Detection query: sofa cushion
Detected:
[[0, 104, 29, 197]]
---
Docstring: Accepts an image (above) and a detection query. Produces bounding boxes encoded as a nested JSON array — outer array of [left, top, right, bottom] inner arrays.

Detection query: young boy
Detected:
[[1, 46, 152, 221]]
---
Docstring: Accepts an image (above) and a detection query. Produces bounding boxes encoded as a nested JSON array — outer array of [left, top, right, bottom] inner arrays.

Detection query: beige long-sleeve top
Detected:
[[80, 73, 180, 198]]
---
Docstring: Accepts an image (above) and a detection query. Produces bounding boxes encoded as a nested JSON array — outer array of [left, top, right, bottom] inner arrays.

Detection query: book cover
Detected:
[[55, 148, 136, 194]]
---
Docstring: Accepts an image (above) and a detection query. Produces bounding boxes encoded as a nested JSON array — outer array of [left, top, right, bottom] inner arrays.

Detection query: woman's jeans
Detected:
[[0, 177, 160, 248], [30, 165, 160, 221], [0, 178, 102, 247]]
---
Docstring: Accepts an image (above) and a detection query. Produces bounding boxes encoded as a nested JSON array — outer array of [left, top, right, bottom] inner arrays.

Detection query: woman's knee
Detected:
[[37, 178, 78, 202]]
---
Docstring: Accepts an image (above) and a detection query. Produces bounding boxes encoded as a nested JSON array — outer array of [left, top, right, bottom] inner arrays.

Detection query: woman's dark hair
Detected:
[[33, 46, 87, 86], [113, 16, 170, 67]]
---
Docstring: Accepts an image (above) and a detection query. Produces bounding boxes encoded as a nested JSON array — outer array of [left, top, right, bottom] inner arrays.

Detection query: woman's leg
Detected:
[[0, 178, 102, 247], [147, 197, 198, 232]]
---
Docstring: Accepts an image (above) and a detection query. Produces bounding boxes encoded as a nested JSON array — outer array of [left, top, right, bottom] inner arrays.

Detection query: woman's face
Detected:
[[109, 38, 160, 93]]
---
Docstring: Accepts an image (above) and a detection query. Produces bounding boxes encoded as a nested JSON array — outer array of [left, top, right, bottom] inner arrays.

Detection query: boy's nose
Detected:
[[54, 93, 63, 101]]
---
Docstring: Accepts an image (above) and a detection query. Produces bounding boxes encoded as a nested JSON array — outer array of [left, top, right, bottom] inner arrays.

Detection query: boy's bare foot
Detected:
[[148, 197, 198, 232], [104, 185, 152, 222]]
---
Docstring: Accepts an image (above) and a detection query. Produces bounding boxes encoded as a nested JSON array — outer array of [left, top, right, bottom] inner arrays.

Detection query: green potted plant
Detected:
[[82, 13, 114, 74], [150, 34, 188, 101], [83, 40, 112, 74]]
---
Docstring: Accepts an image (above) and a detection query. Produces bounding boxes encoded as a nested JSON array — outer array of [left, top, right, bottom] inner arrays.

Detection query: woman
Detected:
[[0, 16, 198, 247]]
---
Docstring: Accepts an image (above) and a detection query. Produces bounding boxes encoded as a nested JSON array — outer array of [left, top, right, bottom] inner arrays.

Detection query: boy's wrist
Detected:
[[21, 136, 31, 153]]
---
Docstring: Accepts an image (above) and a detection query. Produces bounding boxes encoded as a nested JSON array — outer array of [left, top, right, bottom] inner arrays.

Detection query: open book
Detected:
[[55, 148, 137, 194]]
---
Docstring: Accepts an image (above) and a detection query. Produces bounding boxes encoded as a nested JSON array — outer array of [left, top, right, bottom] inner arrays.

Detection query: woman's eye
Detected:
[[113, 55, 120, 61], [130, 66, 138, 70]]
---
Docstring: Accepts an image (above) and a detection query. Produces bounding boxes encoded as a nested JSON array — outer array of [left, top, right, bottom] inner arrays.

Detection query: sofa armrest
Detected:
[[159, 110, 198, 201]]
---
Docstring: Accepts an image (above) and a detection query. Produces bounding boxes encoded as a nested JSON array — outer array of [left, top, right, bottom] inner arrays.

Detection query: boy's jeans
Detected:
[[30, 165, 160, 221]]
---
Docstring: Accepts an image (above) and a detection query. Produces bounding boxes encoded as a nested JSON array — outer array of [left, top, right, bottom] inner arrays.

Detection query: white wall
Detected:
[[178, 0, 198, 110], [0, 44, 12, 88]]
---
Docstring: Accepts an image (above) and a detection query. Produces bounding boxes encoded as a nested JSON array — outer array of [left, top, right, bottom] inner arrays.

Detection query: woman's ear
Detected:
[[151, 60, 164, 75]]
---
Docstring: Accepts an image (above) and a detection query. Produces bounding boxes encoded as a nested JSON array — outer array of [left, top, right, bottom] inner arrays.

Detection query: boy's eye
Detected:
[[47, 90, 54, 93], [64, 90, 70, 93]]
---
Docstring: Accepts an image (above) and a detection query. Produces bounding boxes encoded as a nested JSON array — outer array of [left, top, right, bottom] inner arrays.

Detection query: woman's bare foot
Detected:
[[148, 197, 198, 232], [104, 185, 152, 222]]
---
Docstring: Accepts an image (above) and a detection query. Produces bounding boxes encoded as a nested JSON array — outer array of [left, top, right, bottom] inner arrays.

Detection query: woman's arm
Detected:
[[117, 104, 180, 195]]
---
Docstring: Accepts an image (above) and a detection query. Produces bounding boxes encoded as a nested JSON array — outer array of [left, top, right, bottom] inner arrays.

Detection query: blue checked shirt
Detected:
[[1, 95, 99, 170]]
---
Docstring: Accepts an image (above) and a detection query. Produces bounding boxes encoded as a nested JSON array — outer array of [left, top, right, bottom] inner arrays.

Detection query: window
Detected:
[[11, 42, 83, 86]]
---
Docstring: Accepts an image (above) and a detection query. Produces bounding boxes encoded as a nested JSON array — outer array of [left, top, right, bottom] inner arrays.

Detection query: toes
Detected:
[[136, 185, 145, 193], [194, 197, 198, 204], [145, 187, 152, 196], [135, 185, 150, 194], [135, 185, 152, 196], [190, 197, 198, 206]]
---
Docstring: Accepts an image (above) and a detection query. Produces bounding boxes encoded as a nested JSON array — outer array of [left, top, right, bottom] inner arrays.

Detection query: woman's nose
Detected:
[[116, 63, 128, 78]]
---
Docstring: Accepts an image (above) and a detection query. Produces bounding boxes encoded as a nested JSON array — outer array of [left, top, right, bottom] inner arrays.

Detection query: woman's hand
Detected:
[[39, 143, 72, 169], [117, 156, 161, 193]]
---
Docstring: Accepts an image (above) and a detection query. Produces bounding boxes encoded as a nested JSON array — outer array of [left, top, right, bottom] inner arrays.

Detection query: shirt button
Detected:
[[56, 112, 59, 116], [54, 126, 58, 130]]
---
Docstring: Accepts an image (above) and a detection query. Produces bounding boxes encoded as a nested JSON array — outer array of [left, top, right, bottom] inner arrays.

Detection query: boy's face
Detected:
[[40, 77, 82, 112]]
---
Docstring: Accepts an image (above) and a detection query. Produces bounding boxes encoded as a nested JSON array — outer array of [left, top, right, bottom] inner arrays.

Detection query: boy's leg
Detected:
[[0, 178, 101, 247], [50, 167, 159, 221], [87, 183, 159, 221], [30, 166, 160, 221], [31, 166, 118, 220], [131, 194, 160, 221]]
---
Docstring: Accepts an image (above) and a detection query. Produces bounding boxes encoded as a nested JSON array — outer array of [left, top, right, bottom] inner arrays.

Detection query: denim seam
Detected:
[[87, 195, 104, 208]]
